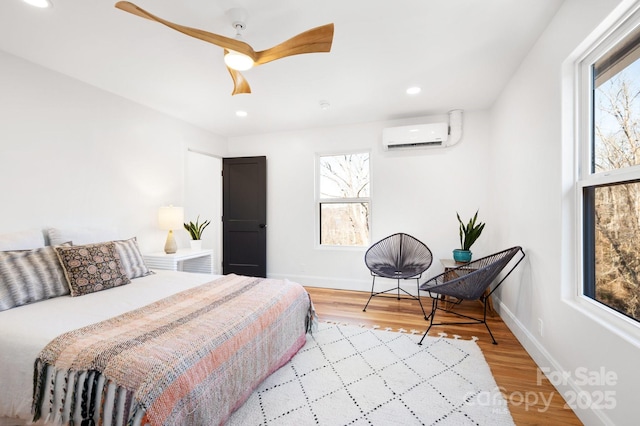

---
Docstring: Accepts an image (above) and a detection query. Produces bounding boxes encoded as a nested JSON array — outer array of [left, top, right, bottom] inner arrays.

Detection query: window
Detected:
[[579, 19, 640, 323], [317, 152, 370, 246]]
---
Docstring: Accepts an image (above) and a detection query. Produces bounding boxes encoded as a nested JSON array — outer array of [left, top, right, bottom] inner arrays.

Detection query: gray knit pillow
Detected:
[[113, 237, 153, 279], [0, 244, 70, 311]]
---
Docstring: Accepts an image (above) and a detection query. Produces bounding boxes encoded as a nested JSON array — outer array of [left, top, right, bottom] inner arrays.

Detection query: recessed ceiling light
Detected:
[[235, 110, 248, 117], [22, 0, 52, 8], [406, 86, 421, 95], [319, 100, 331, 110]]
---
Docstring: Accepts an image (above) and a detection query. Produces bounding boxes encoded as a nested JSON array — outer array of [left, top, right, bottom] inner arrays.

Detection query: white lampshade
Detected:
[[224, 50, 254, 71], [158, 205, 184, 230]]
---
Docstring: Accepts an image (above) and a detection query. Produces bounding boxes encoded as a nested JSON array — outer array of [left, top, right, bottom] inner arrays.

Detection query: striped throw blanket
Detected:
[[32, 274, 313, 426]]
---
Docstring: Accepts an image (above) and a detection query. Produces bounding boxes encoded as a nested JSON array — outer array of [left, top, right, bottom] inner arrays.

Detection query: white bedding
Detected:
[[0, 270, 220, 425]]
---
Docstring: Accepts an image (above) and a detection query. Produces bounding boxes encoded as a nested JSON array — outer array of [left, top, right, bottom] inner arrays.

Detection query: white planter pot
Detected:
[[190, 240, 203, 250]]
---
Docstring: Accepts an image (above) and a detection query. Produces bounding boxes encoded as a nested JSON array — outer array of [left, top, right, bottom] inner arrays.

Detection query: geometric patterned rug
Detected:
[[227, 322, 515, 425]]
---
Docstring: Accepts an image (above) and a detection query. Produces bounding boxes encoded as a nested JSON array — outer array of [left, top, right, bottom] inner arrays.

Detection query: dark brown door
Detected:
[[222, 156, 267, 277]]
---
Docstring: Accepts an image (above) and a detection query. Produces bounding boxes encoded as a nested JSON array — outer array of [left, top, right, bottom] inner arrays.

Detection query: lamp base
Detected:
[[164, 230, 177, 254]]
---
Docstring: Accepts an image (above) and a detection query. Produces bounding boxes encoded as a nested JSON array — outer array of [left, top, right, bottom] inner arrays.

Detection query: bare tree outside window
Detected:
[[319, 153, 370, 246], [589, 56, 640, 321]]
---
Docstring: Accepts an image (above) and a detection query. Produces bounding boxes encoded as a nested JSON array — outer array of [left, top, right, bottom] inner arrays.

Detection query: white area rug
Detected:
[[228, 322, 514, 425]]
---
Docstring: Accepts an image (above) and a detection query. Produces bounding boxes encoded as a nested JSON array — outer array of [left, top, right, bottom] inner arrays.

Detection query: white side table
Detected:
[[143, 249, 214, 274]]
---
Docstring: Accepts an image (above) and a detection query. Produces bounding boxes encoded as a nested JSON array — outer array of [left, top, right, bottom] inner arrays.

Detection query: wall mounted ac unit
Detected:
[[382, 122, 449, 150], [382, 110, 463, 151]]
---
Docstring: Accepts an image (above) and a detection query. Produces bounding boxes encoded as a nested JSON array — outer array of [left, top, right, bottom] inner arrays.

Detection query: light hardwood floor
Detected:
[[305, 286, 583, 426]]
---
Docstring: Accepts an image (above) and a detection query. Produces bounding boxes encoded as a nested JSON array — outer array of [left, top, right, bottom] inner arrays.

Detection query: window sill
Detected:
[[563, 294, 640, 348], [315, 244, 367, 251]]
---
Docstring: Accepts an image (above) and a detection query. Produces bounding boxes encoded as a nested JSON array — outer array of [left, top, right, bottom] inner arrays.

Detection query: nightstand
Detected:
[[143, 249, 214, 274]]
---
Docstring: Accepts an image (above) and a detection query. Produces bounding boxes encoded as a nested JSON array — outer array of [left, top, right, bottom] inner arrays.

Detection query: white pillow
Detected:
[[0, 229, 45, 251], [47, 227, 119, 246]]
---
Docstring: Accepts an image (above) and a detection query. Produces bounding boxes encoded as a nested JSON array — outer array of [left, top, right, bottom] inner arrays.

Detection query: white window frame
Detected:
[[568, 1, 640, 345], [315, 150, 371, 249]]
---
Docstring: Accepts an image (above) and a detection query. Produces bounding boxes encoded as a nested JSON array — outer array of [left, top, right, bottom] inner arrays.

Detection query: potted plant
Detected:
[[184, 215, 210, 250], [453, 210, 485, 263]]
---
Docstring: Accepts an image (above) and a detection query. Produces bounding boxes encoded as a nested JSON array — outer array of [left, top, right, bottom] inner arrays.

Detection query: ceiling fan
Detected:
[[114, 1, 334, 95]]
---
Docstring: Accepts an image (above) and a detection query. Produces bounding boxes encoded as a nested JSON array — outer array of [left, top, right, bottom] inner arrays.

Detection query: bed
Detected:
[[0, 229, 313, 426]]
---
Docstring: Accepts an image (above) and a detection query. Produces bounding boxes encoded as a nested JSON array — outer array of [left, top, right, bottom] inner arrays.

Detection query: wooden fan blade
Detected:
[[254, 23, 334, 66], [115, 1, 257, 60], [226, 64, 251, 96]]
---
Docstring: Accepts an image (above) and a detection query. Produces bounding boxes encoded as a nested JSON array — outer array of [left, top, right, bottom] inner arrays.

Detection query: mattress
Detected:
[[0, 270, 307, 425]]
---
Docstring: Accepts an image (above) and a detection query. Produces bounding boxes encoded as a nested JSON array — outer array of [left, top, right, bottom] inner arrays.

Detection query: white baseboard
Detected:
[[268, 273, 370, 292], [268, 273, 422, 296], [495, 298, 614, 426]]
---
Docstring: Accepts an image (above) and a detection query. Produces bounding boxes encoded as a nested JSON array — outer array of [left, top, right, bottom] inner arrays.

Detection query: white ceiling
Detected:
[[0, 0, 564, 137]]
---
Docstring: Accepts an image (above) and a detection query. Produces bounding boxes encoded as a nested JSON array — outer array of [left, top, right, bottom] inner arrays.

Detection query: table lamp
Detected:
[[158, 205, 184, 254]]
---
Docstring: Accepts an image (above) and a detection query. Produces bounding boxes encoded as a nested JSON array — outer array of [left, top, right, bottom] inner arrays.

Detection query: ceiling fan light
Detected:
[[224, 50, 254, 71]]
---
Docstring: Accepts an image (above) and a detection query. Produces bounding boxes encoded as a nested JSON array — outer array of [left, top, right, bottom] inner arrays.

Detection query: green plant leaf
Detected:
[[183, 215, 210, 240], [456, 210, 485, 250]]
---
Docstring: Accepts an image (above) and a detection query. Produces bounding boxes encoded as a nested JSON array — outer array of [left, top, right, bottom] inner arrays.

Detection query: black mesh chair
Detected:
[[363, 233, 433, 319], [418, 246, 525, 345]]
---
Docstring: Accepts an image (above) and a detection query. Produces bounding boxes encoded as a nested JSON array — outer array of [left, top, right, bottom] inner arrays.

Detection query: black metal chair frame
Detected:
[[362, 233, 433, 319], [418, 246, 525, 345]]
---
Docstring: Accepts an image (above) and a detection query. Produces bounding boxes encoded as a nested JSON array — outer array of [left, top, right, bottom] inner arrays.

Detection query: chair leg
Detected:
[[363, 276, 376, 312], [418, 297, 438, 345], [482, 297, 498, 344], [364, 276, 427, 319], [417, 296, 499, 345], [415, 278, 427, 320], [484, 323, 497, 345]]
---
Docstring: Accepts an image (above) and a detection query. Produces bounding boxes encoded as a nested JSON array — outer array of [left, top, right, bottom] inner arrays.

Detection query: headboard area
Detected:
[[0, 229, 46, 251], [45, 226, 120, 246], [0, 227, 150, 312]]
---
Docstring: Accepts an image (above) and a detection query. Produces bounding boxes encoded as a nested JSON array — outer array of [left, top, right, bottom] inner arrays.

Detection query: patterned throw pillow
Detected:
[[55, 242, 130, 297], [0, 245, 70, 312], [114, 237, 153, 279]]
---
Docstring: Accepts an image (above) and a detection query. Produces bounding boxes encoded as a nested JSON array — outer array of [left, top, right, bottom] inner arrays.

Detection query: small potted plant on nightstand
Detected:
[[184, 215, 210, 250], [453, 210, 485, 263]]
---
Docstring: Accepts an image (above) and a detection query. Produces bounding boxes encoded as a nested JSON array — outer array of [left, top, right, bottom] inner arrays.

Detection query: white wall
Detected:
[[185, 151, 222, 273], [490, 0, 637, 424], [0, 51, 228, 252], [228, 111, 492, 292]]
